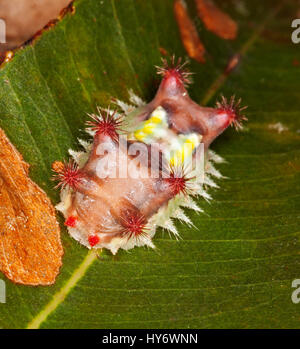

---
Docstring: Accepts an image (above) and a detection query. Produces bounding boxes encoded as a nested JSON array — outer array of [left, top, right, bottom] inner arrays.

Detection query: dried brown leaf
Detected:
[[195, 0, 238, 40], [0, 128, 63, 286], [174, 0, 206, 63]]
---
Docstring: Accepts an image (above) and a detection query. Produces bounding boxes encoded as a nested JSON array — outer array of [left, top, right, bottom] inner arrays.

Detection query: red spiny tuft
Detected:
[[88, 235, 100, 247], [165, 165, 192, 196], [86, 107, 123, 142], [156, 55, 193, 87], [216, 95, 248, 131], [64, 216, 77, 228], [121, 211, 148, 241], [53, 160, 83, 190]]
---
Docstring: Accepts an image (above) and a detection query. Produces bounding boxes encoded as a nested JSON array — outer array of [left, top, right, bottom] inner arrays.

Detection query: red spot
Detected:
[[121, 212, 147, 239], [88, 235, 100, 247], [64, 216, 77, 228], [53, 160, 82, 190], [86, 108, 122, 142]]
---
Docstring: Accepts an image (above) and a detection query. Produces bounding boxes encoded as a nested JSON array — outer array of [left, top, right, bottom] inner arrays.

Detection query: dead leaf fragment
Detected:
[[224, 53, 241, 75], [0, 128, 63, 285], [0, 0, 72, 51], [174, 0, 206, 63], [195, 0, 238, 40]]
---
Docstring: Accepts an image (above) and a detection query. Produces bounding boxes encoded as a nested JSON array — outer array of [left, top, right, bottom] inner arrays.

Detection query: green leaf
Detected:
[[0, 0, 299, 329]]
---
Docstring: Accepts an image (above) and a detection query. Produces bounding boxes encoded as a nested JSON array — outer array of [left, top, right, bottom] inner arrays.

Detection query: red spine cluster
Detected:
[[165, 166, 191, 196], [53, 160, 83, 190], [120, 212, 148, 241], [86, 107, 123, 142], [156, 56, 193, 87], [216, 95, 247, 131]]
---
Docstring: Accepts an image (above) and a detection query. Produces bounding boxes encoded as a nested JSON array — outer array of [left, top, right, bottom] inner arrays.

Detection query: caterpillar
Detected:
[[53, 57, 247, 254]]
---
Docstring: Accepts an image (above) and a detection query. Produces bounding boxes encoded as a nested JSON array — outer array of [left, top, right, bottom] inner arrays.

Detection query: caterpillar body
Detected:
[[53, 58, 247, 254]]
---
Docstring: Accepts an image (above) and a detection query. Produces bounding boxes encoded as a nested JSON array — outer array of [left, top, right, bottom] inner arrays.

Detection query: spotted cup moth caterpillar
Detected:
[[53, 57, 247, 254]]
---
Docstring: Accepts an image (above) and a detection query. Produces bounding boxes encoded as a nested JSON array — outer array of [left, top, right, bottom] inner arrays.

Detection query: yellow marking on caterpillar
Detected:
[[134, 130, 146, 141], [133, 107, 202, 167], [134, 106, 168, 142], [150, 115, 163, 124], [142, 122, 156, 134], [170, 133, 201, 166]]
